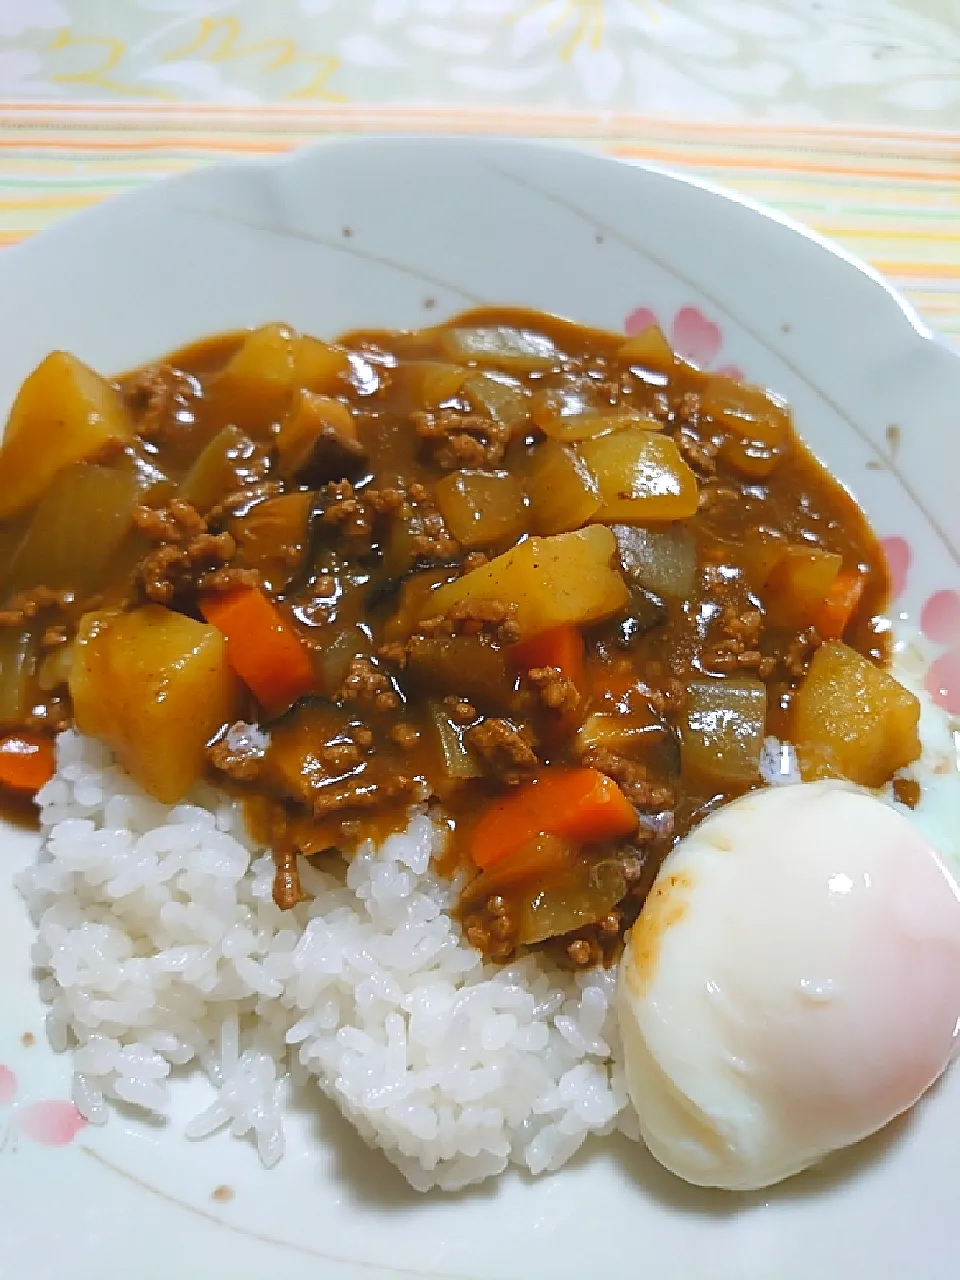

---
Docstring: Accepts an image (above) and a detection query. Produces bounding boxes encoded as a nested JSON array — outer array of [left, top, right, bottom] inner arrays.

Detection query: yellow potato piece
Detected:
[[295, 335, 352, 395], [434, 470, 526, 548], [617, 326, 676, 373], [0, 351, 133, 519], [793, 641, 921, 788], [425, 525, 628, 639], [215, 325, 350, 434], [275, 389, 357, 479], [763, 546, 842, 630], [577, 430, 699, 522], [70, 605, 238, 803], [526, 439, 600, 535]]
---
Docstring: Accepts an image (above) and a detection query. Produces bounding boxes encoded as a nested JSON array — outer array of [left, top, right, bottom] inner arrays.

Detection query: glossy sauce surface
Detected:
[[0, 308, 909, 967]]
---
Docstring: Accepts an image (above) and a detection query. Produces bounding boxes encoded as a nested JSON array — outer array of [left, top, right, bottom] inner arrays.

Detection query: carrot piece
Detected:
[[0, 733, 55, 794], [510, 625, 584, 691], [199, 585, 314, 714], [470, 767, 638, 870], [814, 569, 865, 641]]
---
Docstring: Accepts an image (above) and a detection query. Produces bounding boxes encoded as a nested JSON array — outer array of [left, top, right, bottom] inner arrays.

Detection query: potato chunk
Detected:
[[793, 641, 920, 787], [577, 430, 699, 522], [275, 390, 364, 482], [434, 471, 526, 548], [0, 352, 133, 519], [763, 546, 842, 630], [425, 525, 628, 640], [214, 325, 350, 434], [525, 440, 600, 535], [70, 605, 238, 803], [617, 326, 676, 373]]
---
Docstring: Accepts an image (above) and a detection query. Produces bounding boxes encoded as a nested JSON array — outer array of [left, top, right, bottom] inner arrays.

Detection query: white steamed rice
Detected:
[[15, 632, 958, 1192], [16, 730, 637, 1191]]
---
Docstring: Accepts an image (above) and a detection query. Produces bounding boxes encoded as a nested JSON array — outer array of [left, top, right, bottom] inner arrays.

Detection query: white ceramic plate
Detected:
[[0, 139, 958, 1280]]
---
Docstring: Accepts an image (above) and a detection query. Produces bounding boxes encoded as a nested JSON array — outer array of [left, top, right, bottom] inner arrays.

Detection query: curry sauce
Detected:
[[0, 308, 919, 968]]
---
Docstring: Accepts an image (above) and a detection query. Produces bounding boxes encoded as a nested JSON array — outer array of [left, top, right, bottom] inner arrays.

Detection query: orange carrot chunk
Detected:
[[0, 733, 55, 794], [814, 569, 865, 641], [470, 767, 638, 870], [199, 585, 314, 715], [510, 625, 584, 692]]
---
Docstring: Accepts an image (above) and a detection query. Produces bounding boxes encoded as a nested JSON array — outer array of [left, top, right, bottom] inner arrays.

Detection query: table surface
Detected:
[[0, 3, 957, 347], [0, 0, 958, 126]]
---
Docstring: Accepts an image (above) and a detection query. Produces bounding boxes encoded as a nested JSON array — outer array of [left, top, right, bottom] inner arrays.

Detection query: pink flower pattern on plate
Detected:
[[882, 535, 958, 716], [880, 536, 912, 604], [920, 589, 960, 715], [0, 1064, 16, 1108], [621, 322, 953, 712], [624, 304, 744, 381], [0, 1063, 87, 1152]]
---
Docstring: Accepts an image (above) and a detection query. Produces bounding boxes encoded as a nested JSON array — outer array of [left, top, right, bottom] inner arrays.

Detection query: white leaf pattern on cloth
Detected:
[[0, 0, 957, 125], [339, 32, 407, 69], [0, 0, 66, 39]]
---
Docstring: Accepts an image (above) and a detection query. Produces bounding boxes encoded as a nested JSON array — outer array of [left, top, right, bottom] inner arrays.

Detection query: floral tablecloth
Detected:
[[1, 0, 959, 125]]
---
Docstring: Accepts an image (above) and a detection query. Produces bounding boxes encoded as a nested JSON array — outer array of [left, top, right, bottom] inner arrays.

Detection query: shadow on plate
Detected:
[[286, 1073, 924, 1216], [563, 1106, 917, 1218]]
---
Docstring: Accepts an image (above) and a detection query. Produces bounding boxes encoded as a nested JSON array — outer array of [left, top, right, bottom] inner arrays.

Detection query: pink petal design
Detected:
[[925, 649, 960, 715], [0, 1064, 16, 1107], [920, 590, 960, 647], [880, 536, 911, 601], [670, 306, 722, 367], [715, 363, 745, 382], [15, 1100, 87, 1147], [624, 306, 658, 337]]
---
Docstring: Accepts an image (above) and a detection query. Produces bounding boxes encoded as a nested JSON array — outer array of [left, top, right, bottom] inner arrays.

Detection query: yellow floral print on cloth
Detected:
[[0, 0, 959, 123]]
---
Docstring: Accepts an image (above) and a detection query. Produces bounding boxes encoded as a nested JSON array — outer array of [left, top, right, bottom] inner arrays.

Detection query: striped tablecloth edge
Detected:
[[0, 102, 956, 345]]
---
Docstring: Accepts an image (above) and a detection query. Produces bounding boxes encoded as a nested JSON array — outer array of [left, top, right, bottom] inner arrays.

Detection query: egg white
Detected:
[[618, 780, 960, 1190]]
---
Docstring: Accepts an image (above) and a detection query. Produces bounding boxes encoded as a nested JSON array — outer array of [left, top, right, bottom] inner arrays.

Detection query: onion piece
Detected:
[[517, 859, 627, 945], [440, 326, 561, 372], [533, 385, 661, 442], [575, 711, 665, 757], [681, 677, 767, 784], [0, 626, 35, 722], [462, 372, 531, 430], [613, 524, 697, 598], [5, 463, 139, 599], [428, 701, 481, 780]]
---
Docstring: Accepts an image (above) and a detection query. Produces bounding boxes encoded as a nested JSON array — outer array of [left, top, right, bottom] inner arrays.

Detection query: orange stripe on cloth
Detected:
[[0, 102, 954, 347]]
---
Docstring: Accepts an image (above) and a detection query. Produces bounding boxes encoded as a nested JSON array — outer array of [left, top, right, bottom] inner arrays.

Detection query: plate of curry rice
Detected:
[[0, 139, 958, 1280]]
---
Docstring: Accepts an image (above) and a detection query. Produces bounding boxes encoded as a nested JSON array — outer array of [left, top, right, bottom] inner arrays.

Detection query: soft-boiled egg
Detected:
[[618, 780, 960, 1190]]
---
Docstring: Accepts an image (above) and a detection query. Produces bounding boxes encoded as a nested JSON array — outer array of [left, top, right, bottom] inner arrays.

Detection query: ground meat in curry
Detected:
[[0, 308, 918, 971]]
